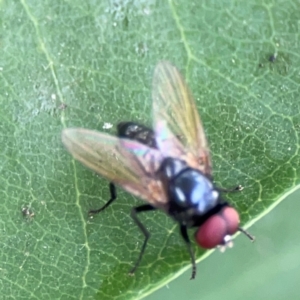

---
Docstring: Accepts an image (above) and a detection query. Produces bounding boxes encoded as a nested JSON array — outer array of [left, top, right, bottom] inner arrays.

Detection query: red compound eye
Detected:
[[222, 206, 239, 235], [195, 206, 240, 249]]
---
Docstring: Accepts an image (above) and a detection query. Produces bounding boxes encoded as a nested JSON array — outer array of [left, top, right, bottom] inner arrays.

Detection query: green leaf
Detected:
[[0, 0, 299, 299]]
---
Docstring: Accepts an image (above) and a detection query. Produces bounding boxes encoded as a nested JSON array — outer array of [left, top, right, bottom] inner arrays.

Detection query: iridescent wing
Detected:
[[152, 61, 212, 175], [62, 128, 168, 209]]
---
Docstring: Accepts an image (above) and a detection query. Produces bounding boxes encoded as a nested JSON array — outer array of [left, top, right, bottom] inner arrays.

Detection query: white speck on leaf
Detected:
[[103, 122, 113, 129]]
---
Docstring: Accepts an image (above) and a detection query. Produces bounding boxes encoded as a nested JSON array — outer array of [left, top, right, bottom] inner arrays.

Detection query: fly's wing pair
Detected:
[[152, 61, 212, 175], [62, 61, 212, 208], [62, 129, 168, 209]]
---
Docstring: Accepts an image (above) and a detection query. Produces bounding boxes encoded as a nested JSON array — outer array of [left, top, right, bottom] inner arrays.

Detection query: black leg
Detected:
[[180, 225, 196, 280], [89, 182, 117, 215], [218, 184, 243, 193], [238, 227, 255, 242], [129, 204, 156, 275]]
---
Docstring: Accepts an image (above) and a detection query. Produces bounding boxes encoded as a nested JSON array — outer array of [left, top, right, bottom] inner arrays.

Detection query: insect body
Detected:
[[117, 122, 157, 148], [62, 61, 253, 279]]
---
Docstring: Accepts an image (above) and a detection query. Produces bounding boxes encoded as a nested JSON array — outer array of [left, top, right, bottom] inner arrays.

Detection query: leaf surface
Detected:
[[0, 0, 299, 299]]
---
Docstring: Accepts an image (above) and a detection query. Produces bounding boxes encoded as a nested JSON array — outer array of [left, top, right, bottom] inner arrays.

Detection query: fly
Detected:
[[62, 61, 254, 279]]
